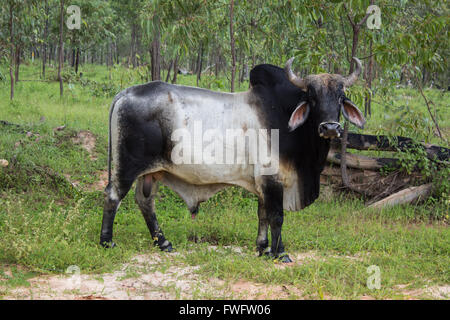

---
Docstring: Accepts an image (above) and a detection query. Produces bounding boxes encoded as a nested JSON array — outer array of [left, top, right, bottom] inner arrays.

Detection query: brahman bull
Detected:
[[100, 57, 365, 262]]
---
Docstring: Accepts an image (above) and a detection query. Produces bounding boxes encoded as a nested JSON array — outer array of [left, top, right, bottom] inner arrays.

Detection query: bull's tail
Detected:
[[107, 93, 124, 186]]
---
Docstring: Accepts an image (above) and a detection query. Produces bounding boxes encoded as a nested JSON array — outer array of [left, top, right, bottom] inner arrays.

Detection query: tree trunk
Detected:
[[75, 48, 80, 74], [136, 24, 142, 67], [150, 15, 161, 81], [196, 43, 203, 86], [238, 49, 243, 88], [349, 26, 360, 73], [58, 0, 64, 97], [215, 52, 219, 78], [71, 48, 76, 67], [364, 38, 374, 116], [14, 45, 20, 83], [9, 2, 14, 100], [48, 44, 53, 65], [165, 59, 173, 83], [172, 53, 179, 84], [345, 0, 374, 72], [341, 1, 374, 191], [42, 0, 49, 79], [130, 22, 136, 68], [107, 41, 112, 67], [229, 0, 236, 92]]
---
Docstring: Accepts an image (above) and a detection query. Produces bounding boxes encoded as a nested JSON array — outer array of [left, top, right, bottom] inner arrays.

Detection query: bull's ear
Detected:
[[342, 99, 366, 129], [288, 101, 310, 132]]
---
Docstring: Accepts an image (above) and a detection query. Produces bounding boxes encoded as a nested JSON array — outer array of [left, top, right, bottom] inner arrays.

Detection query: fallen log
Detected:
[[331, 133, 450, 161], [327, 149, 399, 170], [0, 120, 28, 133], [368, 183, 433, 209]]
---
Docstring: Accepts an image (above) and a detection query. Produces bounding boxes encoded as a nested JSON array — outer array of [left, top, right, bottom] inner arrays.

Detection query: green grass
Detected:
[[0, 61, 448, 299]]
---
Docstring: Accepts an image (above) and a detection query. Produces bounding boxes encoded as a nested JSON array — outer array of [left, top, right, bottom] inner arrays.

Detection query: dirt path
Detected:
[[2, 249, 448, 300], [2, 251, 307, 300]]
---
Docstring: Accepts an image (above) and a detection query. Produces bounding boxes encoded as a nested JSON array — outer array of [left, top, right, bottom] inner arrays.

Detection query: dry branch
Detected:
[[327, 149, 399, 170], [331, 132, 450, 161], [368, 183, 433, 209], [0, 120, 28, 133]]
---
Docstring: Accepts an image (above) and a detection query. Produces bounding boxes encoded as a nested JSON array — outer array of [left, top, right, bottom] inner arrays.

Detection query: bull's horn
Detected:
[[285, 57, 307, 90], [344, 57, 362, 87]]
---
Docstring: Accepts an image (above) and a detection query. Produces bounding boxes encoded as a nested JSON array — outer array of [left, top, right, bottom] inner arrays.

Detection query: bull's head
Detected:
[[285, 57, 366, 138]]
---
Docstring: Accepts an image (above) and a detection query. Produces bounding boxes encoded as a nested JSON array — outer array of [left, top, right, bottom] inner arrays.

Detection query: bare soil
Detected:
[[2, 249, 447, 300], [71, 130, 97, 161], [2, 251, 306, 300]]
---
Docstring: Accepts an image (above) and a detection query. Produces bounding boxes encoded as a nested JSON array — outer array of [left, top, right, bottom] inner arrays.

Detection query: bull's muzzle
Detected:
[[318, 122, 342, 139]]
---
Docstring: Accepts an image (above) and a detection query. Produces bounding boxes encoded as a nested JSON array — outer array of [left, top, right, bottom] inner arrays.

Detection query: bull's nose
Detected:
[[318, 122, 342, 138]]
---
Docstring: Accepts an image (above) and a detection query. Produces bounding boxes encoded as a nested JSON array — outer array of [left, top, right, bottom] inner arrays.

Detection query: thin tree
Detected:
[[344, 1, 374, 73], [58, 0, 64, 97], [8, 0, 15, 100], [150, 14, 161, 81], [171, 53, 179, 84], [229, 0, 236, 92], [196, 42, 203, 86], [341, 1, 374, 192], [42, 0, 49, 79]]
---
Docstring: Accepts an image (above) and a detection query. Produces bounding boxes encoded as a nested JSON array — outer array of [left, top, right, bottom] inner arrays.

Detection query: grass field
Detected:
[[0, 61, 448, 299]]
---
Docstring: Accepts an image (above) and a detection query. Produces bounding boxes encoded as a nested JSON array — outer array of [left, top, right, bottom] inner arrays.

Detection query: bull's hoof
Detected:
[[100, 240, 116, 249], [258, 247, 271, 258], [157, 240, 174, 253], [161, 244, 174, 252], [275, 253, 293, 263], [262, 250, 292, 263]]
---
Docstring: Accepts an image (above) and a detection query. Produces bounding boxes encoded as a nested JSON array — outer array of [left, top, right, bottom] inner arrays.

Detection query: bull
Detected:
[[100, 57, 366, 262]]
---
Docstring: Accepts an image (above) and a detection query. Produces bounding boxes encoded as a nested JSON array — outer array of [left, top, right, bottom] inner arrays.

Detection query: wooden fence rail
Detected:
[[323, 132, 449, 207]]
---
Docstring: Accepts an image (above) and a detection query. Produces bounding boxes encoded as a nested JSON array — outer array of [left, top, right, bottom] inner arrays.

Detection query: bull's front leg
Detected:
[[262, 180, 292, 263], [256, 200, 269, 256]]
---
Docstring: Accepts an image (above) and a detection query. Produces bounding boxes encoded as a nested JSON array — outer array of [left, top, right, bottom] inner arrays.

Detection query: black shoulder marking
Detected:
[[249, 64, 330, 209]]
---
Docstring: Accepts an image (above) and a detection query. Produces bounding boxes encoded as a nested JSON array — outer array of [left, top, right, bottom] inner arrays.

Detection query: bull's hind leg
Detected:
[[100, 181, 132, 248], [135, 174, 173, 252]]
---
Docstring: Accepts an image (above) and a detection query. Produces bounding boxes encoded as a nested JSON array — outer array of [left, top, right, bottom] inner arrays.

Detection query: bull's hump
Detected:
[[127, 80, 169, 97]]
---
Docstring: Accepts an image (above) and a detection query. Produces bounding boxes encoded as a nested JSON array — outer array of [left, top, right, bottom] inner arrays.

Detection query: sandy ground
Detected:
[[2, 249, 448, 300], [1, 251, 307, 300]]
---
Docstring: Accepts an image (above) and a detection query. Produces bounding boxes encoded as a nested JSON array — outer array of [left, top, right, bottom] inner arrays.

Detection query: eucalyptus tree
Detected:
[[65, 0, 118, 72], [373, 0, 448, 140], [2, 0, 40, 99], [110, 0, 146, 68], [58, 0, 64, 97]]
